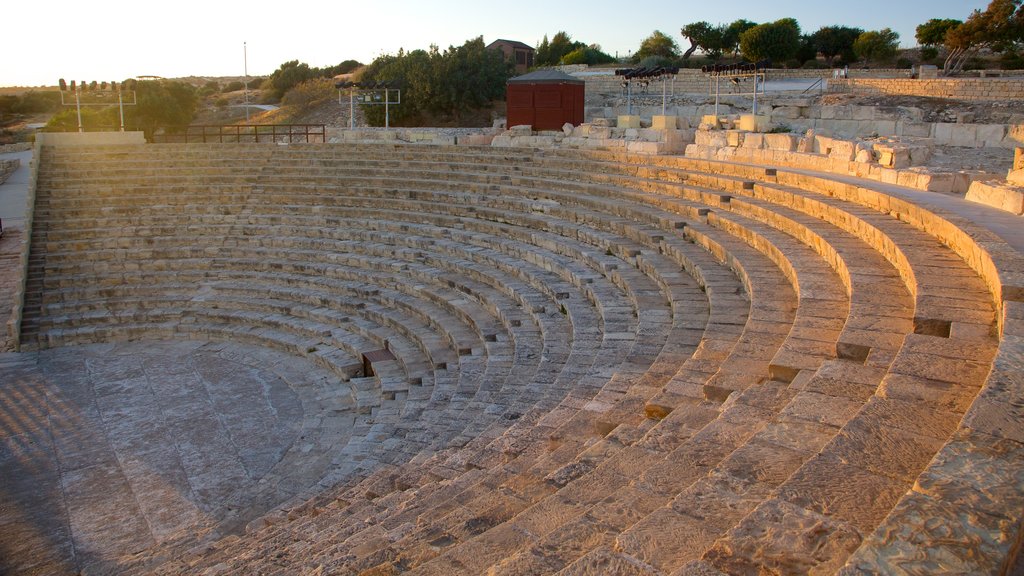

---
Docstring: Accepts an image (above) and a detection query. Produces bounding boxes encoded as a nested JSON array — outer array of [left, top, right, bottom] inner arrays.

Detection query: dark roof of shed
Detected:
[[488, 39, 535, 51], [508, 70, 585, 84]]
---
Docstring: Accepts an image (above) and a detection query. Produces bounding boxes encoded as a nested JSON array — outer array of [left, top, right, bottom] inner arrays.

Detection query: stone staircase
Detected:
[[13, 142, 1023, 575]]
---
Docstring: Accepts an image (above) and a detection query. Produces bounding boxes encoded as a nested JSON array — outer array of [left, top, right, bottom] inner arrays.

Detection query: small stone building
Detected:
[[487, 39, 535, 75]]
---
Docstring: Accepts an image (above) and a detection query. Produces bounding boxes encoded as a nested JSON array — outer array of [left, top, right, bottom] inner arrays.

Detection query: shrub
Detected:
[[740, 18, 801, 63], [801, 59, 828, 69], [896, 58, 914, 69], [639, 55, 675, 68], [920, 47, 939, 62], [223, 81, 244, 93], [282, 77, 336, 108]]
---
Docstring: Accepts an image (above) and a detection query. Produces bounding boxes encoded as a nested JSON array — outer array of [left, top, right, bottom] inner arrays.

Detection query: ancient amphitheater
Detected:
[[1, 136, 1023, 575]]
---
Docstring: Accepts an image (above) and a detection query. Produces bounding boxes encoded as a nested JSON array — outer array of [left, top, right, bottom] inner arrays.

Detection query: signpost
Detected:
[[59, 79, 137, 132], [336, 82, 401, 129]]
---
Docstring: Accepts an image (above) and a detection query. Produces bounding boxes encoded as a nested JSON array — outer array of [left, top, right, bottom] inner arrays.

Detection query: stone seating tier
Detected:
[[14, 142, 1020, 576]]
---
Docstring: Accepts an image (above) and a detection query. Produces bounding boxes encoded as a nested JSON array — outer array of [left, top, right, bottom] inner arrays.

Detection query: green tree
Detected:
[[561, 45, 616, 65], [359, 37, 511, 126], [269, 60, 315, 100], [535, 31, 583, 66], [680, 22, 724, 60], [722, 19, 758, 57], [44, 107, 119, 132], [324, 60, 363, 76], [812, 25, 865, 64], [944, 0, 1024, 74], [127, 80, 198, 139], [740, 18, 802, 63], [634, 30, 680, 63], [916, 18, 962, 46], [853, 28, 900, 63], [431, 37, 510, 123]]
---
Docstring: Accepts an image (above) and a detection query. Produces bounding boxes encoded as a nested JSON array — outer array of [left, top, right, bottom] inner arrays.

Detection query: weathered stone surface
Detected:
[[840, 490, 1017, 576], [704, 498, 863, 575]]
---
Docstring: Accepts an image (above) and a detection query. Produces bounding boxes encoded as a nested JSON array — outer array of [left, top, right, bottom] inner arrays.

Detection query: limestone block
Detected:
[[663, 129, 694, 153], [491, 135, 513, 147], [1006, 126, 1024, 147], [572, 124, 591, 138], [902, 122, 932, 138], [592, 118, 614, 128], [458, 134, 494, 146], [773, 106, 802, 120], [743, 132, 765, 149], [508, 125, 533, 136], [855, 149, 874, 163], [701, 115, 722, 129], [726, 130, 744, 148], [1015, 148, 1024, 171], [624, 128, 641, 140], [639, 128, 663, 142], [676, 117, 692, 129], [909, 145, 932, 166], [829, 140, 857, 161], [819, 106, 837, 120], [933, 123, 955, 144], [562, 122, 574, 136], [853, 106, 876, 120], [1007, 169, 1024, 185], [797, 133, 815, 153], [872, 120, 898, 137], [738, 114, 769, 133], [651, 115, 677, 130], [589, 126, 612, 139], [618, 115, 642, 129], [627, 141, 663, 154], [976, 124, 1007, 147], [966, 181, 1024, 215], [914, 170, 955, 193], [764, 133, 798, 152]]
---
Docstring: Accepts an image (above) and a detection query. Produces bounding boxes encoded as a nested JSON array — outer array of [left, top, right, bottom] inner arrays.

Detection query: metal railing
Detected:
[[154, 124, 326, 144], [802, 77, 825, 95]]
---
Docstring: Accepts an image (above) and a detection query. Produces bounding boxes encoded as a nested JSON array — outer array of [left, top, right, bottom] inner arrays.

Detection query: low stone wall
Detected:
[[685, 128, 993, 195], [491, 122, 694, 154], [0, 142, 33, 154], [35, 132, 147, 147], [325, 127, 492, 146], [0, 159, 19, 185], [579, 67, 912, 96], [831, 77, 1024, 101]]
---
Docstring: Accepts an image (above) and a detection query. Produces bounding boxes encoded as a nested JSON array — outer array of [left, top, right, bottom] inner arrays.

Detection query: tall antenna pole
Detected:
[[244, 41, 250, 123]]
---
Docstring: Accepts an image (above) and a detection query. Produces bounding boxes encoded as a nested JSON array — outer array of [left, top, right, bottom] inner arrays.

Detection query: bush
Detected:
[[639, 55, 675, 68], [740, 18, 801, 63], [896, 58, 914, 69], [281, 77, 336, 108], [561, 46, 615, 66], [920, 47, 939, 62], [215, 97, 229, 108], [223, 81, 244, 93], [801, 59, 828, 69], [1000, 51, 1024, 70]]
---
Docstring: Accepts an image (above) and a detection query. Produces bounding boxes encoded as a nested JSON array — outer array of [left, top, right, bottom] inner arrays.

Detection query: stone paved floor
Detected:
[[0, 339, 345, 575]]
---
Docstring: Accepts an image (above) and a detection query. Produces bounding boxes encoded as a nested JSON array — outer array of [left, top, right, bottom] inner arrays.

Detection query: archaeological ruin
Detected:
[[1, 68, 1023, 575]]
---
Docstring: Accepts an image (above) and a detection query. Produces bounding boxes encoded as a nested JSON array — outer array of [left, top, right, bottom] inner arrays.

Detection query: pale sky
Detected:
[[2, 0, 987, 87]]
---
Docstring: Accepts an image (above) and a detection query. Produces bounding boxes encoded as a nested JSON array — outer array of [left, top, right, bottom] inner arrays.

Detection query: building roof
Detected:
[[487, 39, 535, 51], [507, 70, 585, 84]]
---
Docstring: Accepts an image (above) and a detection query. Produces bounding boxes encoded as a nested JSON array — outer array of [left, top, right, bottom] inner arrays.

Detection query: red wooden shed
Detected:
[[506, 70, 585, 131]]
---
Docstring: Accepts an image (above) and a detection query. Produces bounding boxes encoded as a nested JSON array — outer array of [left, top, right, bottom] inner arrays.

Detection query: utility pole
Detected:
[[244, 41, 250, 123]]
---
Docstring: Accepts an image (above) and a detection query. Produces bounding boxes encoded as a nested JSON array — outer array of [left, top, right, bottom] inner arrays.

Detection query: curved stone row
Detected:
[[15, 142, 1021, 576]]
